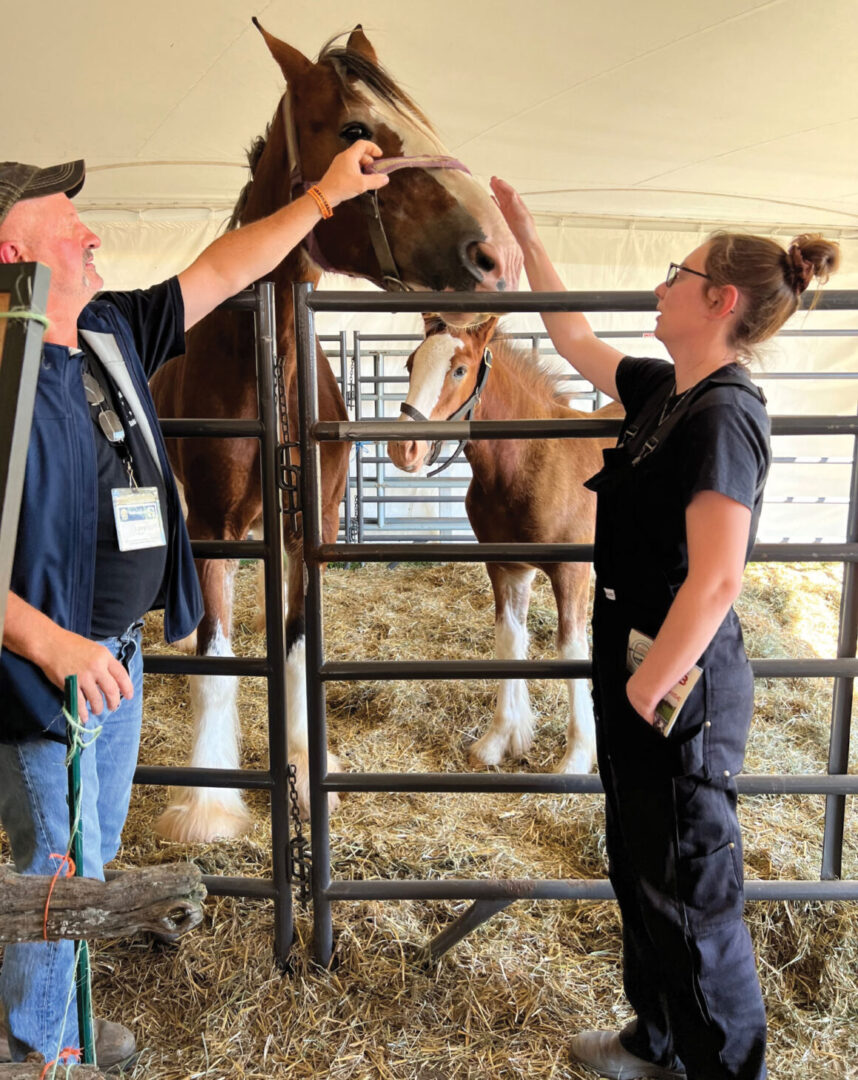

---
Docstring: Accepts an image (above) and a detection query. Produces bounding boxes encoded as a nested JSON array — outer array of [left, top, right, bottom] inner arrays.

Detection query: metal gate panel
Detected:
[[294, 284, 858, 966]]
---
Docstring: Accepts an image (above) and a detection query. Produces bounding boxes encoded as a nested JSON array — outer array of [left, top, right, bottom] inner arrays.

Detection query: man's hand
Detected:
[[39, 628, 134, 723], [315, 140, 390, 208], [4, 593, 133, 724]]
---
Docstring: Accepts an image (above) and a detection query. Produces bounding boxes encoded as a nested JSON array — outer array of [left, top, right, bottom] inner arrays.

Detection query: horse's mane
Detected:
[[319, 39, 433, 130], [491, 334, 577, 409], [226, 36, 432, 232], [228, 126, 270, 231]]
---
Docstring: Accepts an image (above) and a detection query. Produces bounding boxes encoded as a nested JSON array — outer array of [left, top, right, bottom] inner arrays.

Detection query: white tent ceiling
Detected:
[[7, 0, 858, 230]]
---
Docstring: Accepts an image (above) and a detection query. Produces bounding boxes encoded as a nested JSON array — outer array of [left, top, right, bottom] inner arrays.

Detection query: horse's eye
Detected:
[[452, 366, 467, 380], [340, 122, 372, 143]]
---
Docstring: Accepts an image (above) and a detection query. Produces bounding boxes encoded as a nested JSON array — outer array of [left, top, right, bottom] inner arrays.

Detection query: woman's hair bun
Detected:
[[788, 234, 841, 293]]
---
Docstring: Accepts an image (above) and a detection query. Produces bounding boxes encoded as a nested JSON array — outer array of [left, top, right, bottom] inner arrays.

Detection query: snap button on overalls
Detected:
[[582, 366, 768, 1080]]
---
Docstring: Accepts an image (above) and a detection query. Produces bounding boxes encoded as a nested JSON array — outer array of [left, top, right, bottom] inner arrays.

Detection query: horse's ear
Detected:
[[346, 25, 379, 66], [252, 18, 313, 82], [471, 315, 499, 351], [421, 313, 446, 337]]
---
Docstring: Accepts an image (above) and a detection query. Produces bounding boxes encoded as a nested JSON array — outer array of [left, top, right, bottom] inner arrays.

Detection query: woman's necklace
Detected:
[[658, 381, 692, 426]]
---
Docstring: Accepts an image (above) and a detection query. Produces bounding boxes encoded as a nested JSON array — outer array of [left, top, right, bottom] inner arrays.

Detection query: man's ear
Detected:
[[708, 283, 739, 320], [0, 240, 23, 265]]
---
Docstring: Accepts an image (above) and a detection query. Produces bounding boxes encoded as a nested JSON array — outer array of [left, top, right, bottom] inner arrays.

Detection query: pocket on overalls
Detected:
[[671, 671, 708, 780], [676, 837, 744, 927], [704, 661, 755, 780]]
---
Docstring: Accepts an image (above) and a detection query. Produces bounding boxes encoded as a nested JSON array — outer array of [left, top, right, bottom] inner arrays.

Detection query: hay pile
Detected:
[[4, 560, 857, 1078]]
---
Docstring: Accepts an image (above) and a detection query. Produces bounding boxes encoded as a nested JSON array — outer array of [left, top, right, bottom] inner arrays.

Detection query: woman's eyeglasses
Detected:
[[665, 262, 711, 288]]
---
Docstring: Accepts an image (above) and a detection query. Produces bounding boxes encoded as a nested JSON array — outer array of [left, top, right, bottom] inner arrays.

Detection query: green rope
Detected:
[[0, 307, 50, 329]]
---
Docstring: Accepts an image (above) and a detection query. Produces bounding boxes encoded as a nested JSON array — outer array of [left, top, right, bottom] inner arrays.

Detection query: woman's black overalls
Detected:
[[583, 363, 769, 1080]]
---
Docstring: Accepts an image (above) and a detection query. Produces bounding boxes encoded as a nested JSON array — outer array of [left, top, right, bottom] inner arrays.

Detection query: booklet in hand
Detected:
[[626, 628, 702, 737]]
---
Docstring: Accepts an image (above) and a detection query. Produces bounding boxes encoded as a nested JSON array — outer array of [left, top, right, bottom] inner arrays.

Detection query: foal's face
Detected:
[[257, 23, 520, 292], [388, 324, 486, 473]]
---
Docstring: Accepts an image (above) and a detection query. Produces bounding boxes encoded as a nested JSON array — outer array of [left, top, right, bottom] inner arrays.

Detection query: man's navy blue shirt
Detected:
[[0, 278, 203, 742]]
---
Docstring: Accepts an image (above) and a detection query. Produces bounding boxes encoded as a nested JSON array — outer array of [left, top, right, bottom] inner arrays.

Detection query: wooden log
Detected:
[[0, 1065, 107, 1079], [0, 863, 206, 944]]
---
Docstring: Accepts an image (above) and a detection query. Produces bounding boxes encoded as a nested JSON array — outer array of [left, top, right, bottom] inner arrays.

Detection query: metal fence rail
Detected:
[[328, 319, 858, 545], [294, 284, 858, 966], [135, 283, 295, 961]]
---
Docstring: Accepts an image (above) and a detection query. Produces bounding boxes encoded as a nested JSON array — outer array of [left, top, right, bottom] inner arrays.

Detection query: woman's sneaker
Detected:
[[569, 1030, 686, 1079]]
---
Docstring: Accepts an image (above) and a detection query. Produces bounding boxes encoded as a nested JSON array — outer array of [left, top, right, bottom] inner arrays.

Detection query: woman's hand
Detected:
[[490, 176, 540, 249], [316, 140, 390, 208], [626, 669, 659, 727]]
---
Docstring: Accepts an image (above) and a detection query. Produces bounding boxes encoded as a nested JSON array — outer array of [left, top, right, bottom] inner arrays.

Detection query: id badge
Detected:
[[111, 486, 166, 551]]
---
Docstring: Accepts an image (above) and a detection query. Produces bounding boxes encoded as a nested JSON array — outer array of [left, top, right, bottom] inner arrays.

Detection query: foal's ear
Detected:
[[347, 25, 379, 66], [470, 315, 499, 352], [421, 313, 447, 337], [252, 18, 313, 83]]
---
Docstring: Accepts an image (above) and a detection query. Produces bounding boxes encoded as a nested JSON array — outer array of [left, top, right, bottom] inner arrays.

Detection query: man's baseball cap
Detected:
[[0, 160, 85, 225]]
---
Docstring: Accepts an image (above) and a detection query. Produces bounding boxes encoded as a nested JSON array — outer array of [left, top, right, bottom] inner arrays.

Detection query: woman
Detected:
[[491, 177, 839, 1080]]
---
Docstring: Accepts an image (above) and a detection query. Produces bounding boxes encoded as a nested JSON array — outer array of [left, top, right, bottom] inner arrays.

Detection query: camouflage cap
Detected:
[[0, 160, 85, 225]]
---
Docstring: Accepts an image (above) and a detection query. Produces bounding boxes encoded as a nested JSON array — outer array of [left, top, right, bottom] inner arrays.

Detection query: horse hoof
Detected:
[[554, 751, 596, 776], [467, 736, 506, 768], [154, 789, 253, 843]]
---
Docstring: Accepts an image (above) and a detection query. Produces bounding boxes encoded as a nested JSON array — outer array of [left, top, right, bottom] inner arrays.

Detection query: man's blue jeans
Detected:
[[0, 624, 143, 1062]]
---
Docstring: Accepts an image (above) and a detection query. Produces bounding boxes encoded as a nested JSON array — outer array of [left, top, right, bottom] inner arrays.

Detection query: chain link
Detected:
[[286, 762, 312, 906], [275, 354, 302, 532]]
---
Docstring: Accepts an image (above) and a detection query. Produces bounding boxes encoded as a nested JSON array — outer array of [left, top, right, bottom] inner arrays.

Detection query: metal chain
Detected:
[[275, 353, 302, 532], [286, 763, 312, 907], [276, 349, 310, 906]]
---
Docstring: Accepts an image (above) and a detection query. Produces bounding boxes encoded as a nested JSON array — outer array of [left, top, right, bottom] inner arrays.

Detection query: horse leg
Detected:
[[469, 564, 538, 767], [155, 554, 253, 841], [283, 537, 342, 820], [549, 562, 596, 774]]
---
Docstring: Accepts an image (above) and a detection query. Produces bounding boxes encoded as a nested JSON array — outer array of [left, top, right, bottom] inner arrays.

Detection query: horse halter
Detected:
[[399, 346, 493, 478], [280, 86, 471, 291]]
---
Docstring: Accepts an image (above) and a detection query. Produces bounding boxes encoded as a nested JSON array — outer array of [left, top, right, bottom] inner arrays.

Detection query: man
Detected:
[[0, 147, 388, 1068]]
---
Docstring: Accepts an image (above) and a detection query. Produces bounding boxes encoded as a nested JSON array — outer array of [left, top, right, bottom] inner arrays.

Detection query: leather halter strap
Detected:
[[399, 347, 493, 478], [280, 85, 471, 290]]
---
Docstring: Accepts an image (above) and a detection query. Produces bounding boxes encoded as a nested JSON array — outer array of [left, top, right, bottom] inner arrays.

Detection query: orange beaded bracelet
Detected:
[[306, 185, 333, 220]]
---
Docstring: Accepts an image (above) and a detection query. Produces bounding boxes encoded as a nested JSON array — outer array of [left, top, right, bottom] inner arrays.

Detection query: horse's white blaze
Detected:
[[359, 91, 516, 281], [405, 333, 462, 421], [556, 635, 597, 775]]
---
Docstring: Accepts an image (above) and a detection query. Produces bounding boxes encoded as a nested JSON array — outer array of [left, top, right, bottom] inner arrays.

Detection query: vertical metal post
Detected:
[[354, 332, 366, 544], [254, 281, 294, 962], [338, 330, 352, 545], [292, 282, 334, 965], [821, 408, 858, 879], [64, 675, 94, 1065], [374, 351, 386, 533]]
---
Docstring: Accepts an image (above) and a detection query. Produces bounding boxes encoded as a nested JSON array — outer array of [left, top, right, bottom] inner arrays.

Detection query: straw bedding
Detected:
[[3, 560, 856, 1078]]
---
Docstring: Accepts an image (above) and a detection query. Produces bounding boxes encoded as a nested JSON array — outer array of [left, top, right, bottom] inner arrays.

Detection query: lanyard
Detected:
[[79, 348, 138, 487]]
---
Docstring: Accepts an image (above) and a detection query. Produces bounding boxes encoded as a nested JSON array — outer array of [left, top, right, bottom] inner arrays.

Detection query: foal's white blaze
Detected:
[[405, 333, 462, 423], [156, 617, 252, 842], [556, 636, 597, 775]]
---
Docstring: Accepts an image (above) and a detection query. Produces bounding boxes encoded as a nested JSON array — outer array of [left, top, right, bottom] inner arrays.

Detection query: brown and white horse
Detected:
[[149, 23, 518, 841], [387, 316, 623, 774]]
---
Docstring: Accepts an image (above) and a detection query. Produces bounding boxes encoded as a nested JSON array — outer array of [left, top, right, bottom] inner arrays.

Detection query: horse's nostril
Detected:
[[461, 240, 498, 282]]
